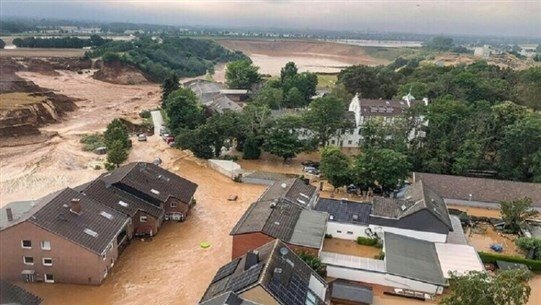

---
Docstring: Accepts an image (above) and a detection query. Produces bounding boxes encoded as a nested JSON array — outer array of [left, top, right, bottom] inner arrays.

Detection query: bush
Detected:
[[242, 136, 261, 160], [94, 165, 101, 170], [80, 133, 105, 152], [515, 237, 541, 260], [357, 236, 379, 246], [139, 110, 151, 119], [104, 162, 116, 171], [374, 251, 385, 260], [325, 234, 333, 239], [478, 251, 541, 271]]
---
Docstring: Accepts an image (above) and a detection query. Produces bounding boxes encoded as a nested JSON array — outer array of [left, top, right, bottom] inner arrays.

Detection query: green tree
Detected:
[[176, 128, 214, 159], [500, 197, 538, 233], [106, 140, 129, 168], [283, 72, 318, 102], [337, 65, 401, 98], [225, 60, 261, 89], [103, 119, 130, 150], [164, 88, 204, 135], [516, 67, 541, 111], [262, 116, 304, 162], [161, 73, 180, 105], [303, 96, 348, 145], [242, 102, 272, 138], [320, 147, 352, 190], [515, 237, 541, 260], [423, 36, 455, 51], [281, 61, 298, 83], [243, 135, 261, 160], [284, 87, 305, 108], [253, 86, 283, 110], [440, 270, 531, 305], [354, 148, 410, 192]]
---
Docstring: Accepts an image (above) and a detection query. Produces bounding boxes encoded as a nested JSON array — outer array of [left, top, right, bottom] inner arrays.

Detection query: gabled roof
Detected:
[[201, 240, 327, 305], [0, 281, 42, 305], [372, 180, 452, 230], [413, 172, 541, 207], [259, 178, 317, 208], [315, 198, 371, 225], [384, 232, 446, 286], [101, 162, 198, 204], [357, 98, 424, 117], [28, 188, 129, 255], [79, 178, 164, 219], [230, 198, 327, 249]]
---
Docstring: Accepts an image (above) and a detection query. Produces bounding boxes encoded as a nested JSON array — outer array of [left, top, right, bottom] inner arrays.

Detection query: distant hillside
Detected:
[[86, 36, 248, 82]]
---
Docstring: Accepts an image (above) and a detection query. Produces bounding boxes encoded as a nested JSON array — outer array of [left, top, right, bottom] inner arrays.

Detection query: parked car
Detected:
[[161, 133, 170, 140], [302, 160, 320, 168], [137, 134, 147, 141], [303, 166, 320, 175], [165, 136, 175, 145], [346, 184, 358, 194]]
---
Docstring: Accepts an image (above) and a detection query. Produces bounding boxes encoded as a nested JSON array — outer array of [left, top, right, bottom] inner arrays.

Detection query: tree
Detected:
[[161, 73, 180, 105], [337, 65, 401, 98], [262, 116, 304, 162], [423, 36, 455, 51], [320, 147, 352, 190], [354, 148, 410, 192], [500, 197, 538, 233], [176, 128, 214, 159], [225, 60, 261, 89], [164, 88, 204, 135], [243, 135, 261, 160], [303, 96, 348, 145], [242, 102, 272, 138], [284, 87, 305, 108], [516, 67, 541, 111], [440, 270, 531, 305], [103, 119, 130, 150], [515, 237, 541, 260], [106, 140, 129, 168], [0, 39, 5, 49], [283, 72, 318, 103], [298, 252, 326, 277], [253, 86, 283, 110], [281, 61, 298, 83]]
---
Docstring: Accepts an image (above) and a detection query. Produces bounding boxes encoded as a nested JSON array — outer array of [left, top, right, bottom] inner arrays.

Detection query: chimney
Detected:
[[245, 250, 259, 270], [6, 208, 13, 221], [70, 198, 82, 214]]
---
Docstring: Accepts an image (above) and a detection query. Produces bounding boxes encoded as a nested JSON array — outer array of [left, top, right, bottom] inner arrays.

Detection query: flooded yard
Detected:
[[466, 223, 521, 256], [323, 238, 381, 258]]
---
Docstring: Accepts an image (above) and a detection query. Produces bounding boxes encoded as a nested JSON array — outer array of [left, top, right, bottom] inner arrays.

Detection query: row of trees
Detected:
[[87, 36, 248, 81], [13, 35, 110, 48]]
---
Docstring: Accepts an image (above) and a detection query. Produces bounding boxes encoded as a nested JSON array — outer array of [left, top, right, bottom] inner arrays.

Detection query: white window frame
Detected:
[[170, 201, 177, 208], [41, 240, 51, 250], [44, 273, 54, 283], [140, 215, 148, 223], [42, 258, 53, 266], [23, 256, 34, 265], [21, 240, 32, 249]]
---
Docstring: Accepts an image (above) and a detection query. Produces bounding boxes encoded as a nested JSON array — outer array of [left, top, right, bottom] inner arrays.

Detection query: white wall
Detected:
[[325, 221, 447, 243], [326, 265, 441, 295]]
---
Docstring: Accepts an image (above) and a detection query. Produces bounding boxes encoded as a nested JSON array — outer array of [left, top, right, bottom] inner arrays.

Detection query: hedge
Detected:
[[478, 251, 541, 271], [357, 236, 379, 246]]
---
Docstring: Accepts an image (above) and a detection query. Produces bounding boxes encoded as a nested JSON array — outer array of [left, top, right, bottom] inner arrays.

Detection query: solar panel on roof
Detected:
[[212, 258, 240, 283], [226, 263, 264, 292]]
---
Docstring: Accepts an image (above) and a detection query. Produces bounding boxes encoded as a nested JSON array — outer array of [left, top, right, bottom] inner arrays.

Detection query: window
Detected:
[[336, 230, 342, 233], [23, 256, 34, 265], [41, 241, 51, 250], [118, 200, 129, 207], [306, 290, 317, 305], [44, 273, 54, 283], [84, 228, 98, 238], [43, 258, 53, 266], [348, 140, 352, 145], [100, 211, 113, 220], [21, 240, 32, 249], [140, 216, 148, 223], [170, 202, 177, 208], [347, 231, 354, 235]]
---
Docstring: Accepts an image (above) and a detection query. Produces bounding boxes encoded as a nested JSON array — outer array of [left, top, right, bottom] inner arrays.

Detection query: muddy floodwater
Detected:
[[21, 157, 266, 305]]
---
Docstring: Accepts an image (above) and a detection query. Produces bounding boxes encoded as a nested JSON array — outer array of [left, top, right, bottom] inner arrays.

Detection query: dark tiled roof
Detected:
[[384, 232, 446, 286], [230, 198, 327, 248], [259, 179, 317, 208], [0, 281, 43, 305], [315, 198, 371, 225], [201, 240, 327, 305], [101, 162, 198, 204], [30, 188, 129, 254], [358, 98, 423, 117], [371, 181, 452, 229], [413, 172, 541, 207], [330, 280, 373, 304], [80, 178, 164, 219], [199, 292, 257, 305]]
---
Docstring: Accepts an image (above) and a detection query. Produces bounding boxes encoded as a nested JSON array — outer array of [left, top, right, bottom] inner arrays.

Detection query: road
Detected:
[[150, 110, 164, 137]]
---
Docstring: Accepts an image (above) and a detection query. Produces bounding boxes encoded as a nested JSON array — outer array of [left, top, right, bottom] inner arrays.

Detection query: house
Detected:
[[322, 232, 484, 296], [200, 240, 328, 305], [258, 178, 319, 209], [314, 180, 453, 243], [0, 280, 42, 305], [412, 172, 541, 211], [0, 188, 129, 285], [100, 162, 198, 221], [230, 198, 328, 259], [78, 178, 165, 237], [184, 79, 243, 113]]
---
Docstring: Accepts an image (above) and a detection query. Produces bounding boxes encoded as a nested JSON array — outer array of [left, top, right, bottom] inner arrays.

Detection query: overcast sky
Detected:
[[2, 0, 540, 37]]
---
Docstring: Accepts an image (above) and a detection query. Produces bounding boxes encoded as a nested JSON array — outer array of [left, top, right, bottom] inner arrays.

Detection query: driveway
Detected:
[[150, 110, 164, 136]]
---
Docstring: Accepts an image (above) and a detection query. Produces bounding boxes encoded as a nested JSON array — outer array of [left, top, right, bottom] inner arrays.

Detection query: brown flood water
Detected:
[[323, 238, 381, 258], [21, 157, 266, 305]]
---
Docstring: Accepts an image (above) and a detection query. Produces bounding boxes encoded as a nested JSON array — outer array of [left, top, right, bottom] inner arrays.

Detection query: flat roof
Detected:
[[435, 243, 485, 278], [289, 209, 328, 248], [446, 215, 468, 245], [320, 252, 386, 272]]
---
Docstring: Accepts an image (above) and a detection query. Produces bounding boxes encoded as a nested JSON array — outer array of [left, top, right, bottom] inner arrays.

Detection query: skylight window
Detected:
[[84, 228, 98, 238], [151, 189, 160, 195], [118, 200, 129, 207], [100, 211, 113, 220], [297, 199, 307, 205], [299, 193, 310, 199]]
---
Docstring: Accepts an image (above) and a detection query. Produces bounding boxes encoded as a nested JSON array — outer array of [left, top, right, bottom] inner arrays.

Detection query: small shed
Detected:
[[208, 159, 242, 179], [496, 260, 529, 271], [330, 279, 373, 305]]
